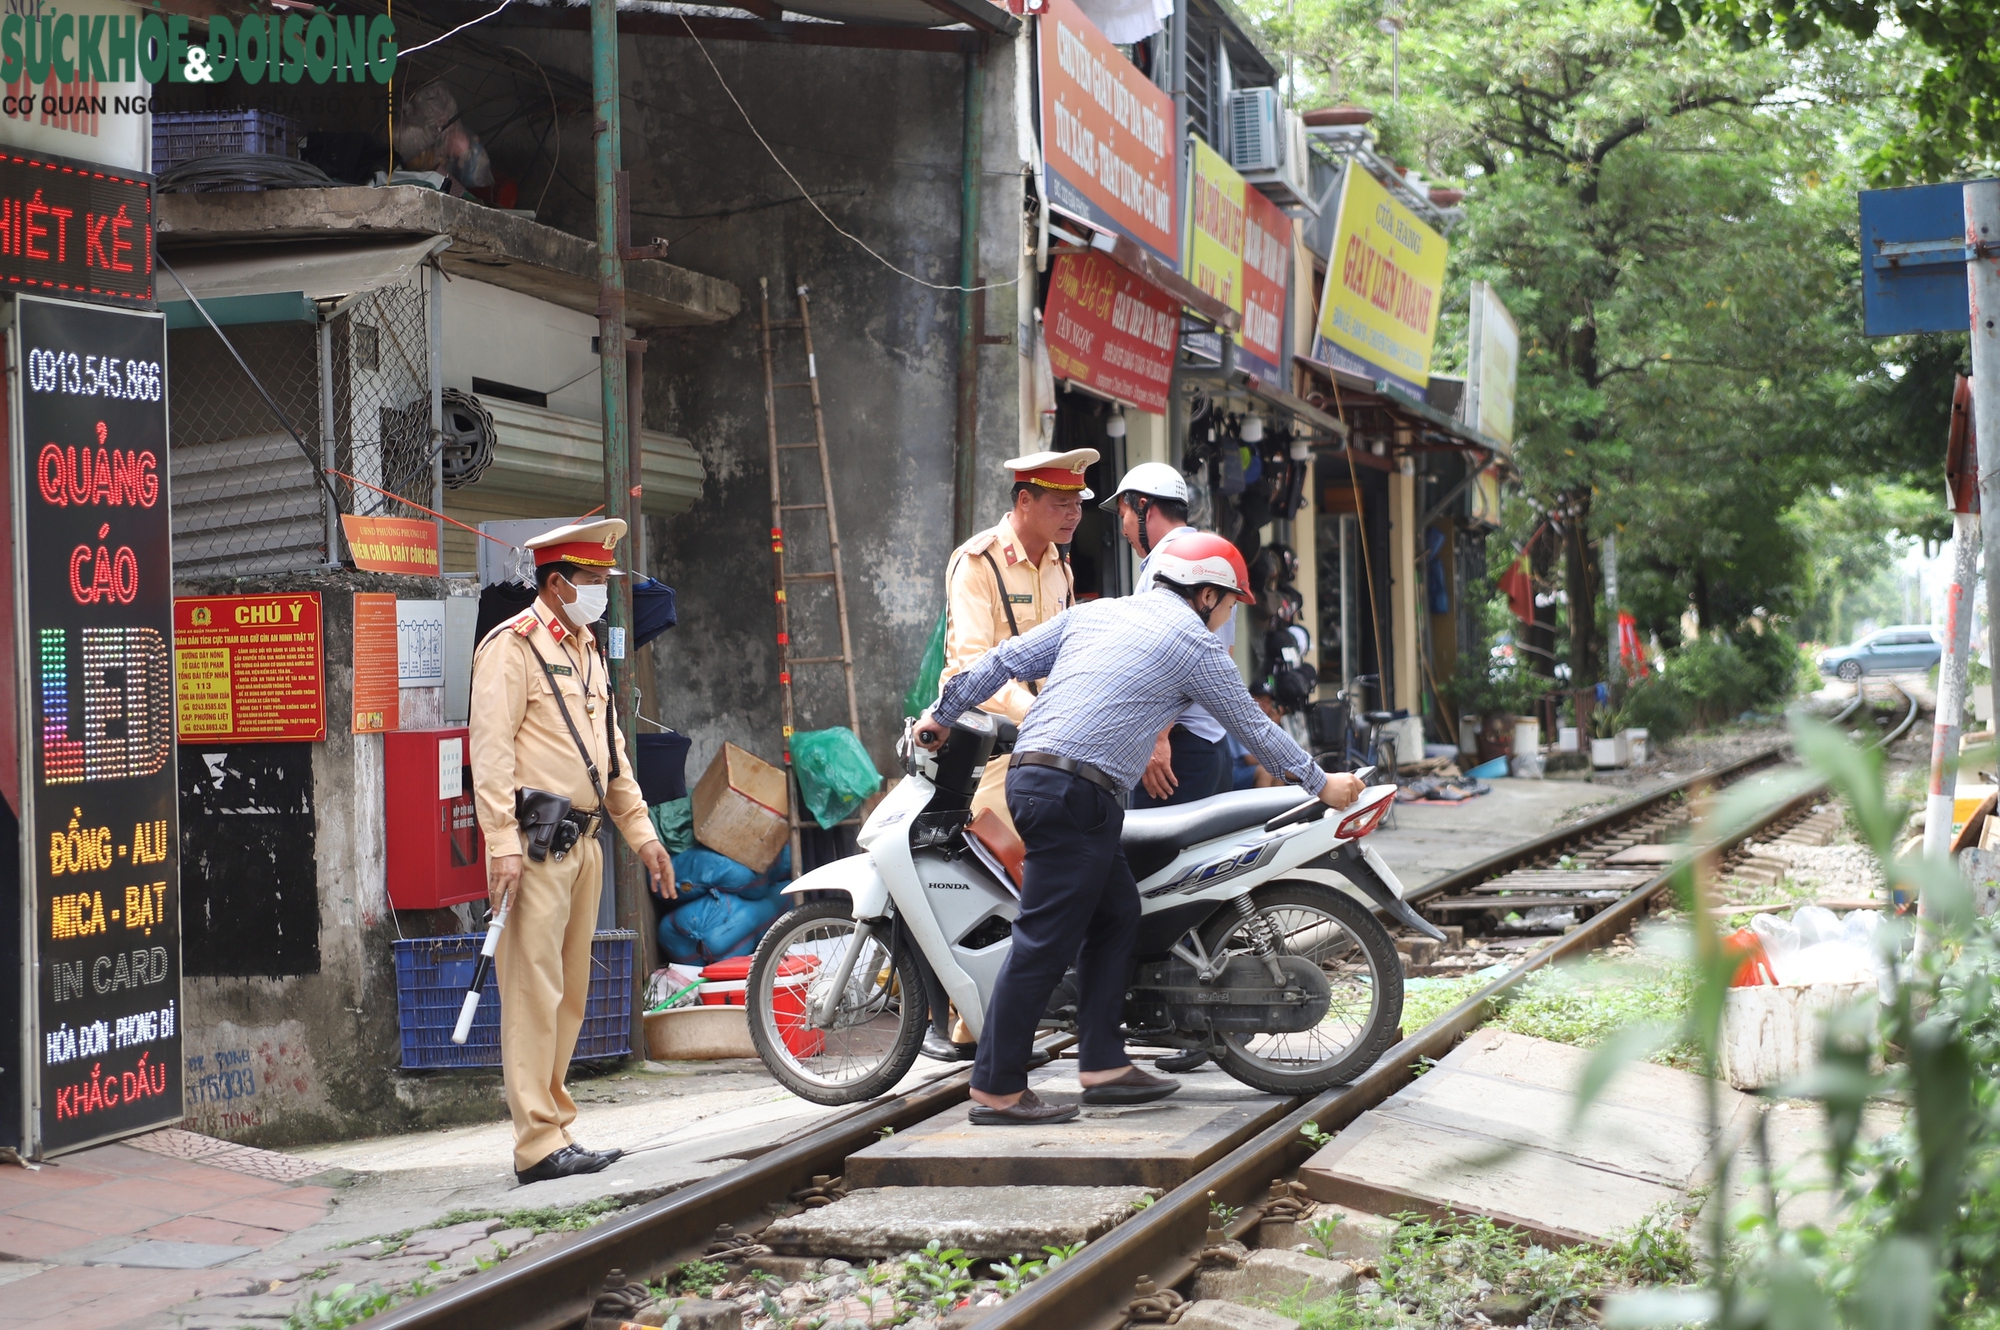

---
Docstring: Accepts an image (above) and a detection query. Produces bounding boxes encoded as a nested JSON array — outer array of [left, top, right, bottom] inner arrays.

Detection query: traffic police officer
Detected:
[[940, 447, 1099, 825], [470, 517, 675, 1185], [925, 449, 1094, 1061]]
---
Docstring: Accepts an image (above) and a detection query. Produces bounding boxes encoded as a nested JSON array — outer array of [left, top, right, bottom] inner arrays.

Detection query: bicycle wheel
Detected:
[[746, 900, 927, 1105], [1201, 879, 1403, 1094]]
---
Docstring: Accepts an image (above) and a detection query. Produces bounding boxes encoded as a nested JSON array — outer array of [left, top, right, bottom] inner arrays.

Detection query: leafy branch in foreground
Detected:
[[1593, 712, 1997, 1329]]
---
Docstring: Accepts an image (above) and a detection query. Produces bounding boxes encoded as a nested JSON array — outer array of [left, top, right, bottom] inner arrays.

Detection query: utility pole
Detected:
[[591, 0, 643, 1052], [1967, 182, 2000, 775]]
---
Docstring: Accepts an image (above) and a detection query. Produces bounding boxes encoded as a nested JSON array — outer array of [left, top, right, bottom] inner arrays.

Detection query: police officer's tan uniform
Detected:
[[469, 520, 659, 1174], [940, 449, 1096, 824]]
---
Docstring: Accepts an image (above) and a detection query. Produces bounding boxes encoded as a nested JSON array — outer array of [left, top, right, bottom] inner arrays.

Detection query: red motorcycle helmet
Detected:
[[1149, 531, 1252, 601]]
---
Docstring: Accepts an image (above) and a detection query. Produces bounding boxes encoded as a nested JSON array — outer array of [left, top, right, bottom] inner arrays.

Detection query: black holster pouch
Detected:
[[515, 786, 573, 863]]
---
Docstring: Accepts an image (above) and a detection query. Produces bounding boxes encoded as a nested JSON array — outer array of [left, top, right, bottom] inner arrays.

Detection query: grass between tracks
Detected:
[[1400, 945, 1701, 1069], [1273, 1205, 1701, 1329]]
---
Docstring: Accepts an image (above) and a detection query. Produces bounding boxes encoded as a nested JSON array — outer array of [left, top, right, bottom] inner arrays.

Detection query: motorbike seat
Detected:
[[1122, 787, 1312, 880]]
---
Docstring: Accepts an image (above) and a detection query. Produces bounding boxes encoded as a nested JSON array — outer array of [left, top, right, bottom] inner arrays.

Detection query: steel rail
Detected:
[[371, 708, 1887, 1330], [982, 775, 1835, 1330], [366, 1044, 1043, 1330]]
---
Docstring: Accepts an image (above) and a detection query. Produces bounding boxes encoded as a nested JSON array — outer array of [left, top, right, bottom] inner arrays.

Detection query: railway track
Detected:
[[370, 691, 1916, 1330]]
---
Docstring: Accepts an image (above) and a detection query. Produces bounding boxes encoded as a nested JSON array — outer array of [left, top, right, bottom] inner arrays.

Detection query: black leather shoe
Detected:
[[1154, 1049, 1211, 1073], [969, 1089, 1079, 1126], [573, 1143, 624, 1166], [515, 1144, 612, 1185], [922, 1029, 977, 1062], [1080, 1066, 1180, 1106]]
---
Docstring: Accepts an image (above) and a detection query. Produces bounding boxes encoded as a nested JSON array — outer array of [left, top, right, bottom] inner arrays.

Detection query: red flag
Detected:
[[1498, 557, 1534, 625], [1617, 611, 1650, 679]]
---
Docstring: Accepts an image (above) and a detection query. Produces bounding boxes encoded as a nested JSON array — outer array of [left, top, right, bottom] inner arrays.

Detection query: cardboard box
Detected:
[[692, 741, 790, 872]]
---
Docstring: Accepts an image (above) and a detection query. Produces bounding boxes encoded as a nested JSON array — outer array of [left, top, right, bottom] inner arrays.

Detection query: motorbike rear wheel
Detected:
[[1201, 879, 1403, 1095], [746, 900, 928, 1105]]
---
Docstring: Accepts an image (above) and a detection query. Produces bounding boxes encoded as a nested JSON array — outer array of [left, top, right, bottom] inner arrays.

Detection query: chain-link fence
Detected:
[[167, 268, 438, 578]]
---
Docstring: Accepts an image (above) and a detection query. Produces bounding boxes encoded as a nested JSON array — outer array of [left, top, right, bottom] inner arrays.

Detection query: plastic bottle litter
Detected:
[[1748, 906, 1884, 987]]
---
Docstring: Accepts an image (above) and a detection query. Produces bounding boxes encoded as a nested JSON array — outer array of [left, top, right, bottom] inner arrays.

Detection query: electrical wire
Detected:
[[676, 12, 1016, 295], [398, 0, 518, 57], [155, 153, 334, 192]]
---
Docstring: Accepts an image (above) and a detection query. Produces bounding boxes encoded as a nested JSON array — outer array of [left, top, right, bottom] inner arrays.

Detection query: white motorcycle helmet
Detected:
[[1100, 462, 1192, 554]]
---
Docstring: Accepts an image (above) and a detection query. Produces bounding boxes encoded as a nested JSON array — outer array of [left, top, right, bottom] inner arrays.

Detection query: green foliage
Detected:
[[1302, 1214, 1347, 1262], [1492, 955, 1703, 1068], [1783, 485, 1942, 647], [1301, 1119, 1337, 1150], [1618, 627, 1803, 742], [1649, 0, 2000, 178], [281, 1281, 427, 1330], [1249, 0, 1946, 648], [668, 1260, 730, 1297], [434, 1197, 622, 1235]]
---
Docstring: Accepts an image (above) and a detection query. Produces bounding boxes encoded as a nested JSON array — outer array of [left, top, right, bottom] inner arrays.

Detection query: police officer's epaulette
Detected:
[[955, 528, 1000, 557], [474, 608, 541, 655]]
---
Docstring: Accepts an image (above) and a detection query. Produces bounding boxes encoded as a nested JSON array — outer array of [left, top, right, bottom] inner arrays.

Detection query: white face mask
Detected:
[[566, 581, 609, 623]]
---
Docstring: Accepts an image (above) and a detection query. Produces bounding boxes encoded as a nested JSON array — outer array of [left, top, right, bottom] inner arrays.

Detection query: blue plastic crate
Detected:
[[394, 930, 634, 1070], [153, 109, 298, 174]]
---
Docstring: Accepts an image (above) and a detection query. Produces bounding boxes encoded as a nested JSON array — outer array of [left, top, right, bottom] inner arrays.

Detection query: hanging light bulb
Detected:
[[1105, 406, 1127, 439]]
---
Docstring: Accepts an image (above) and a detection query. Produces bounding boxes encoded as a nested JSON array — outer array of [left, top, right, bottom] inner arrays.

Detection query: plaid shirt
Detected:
[[935, 587, 1326, 797]]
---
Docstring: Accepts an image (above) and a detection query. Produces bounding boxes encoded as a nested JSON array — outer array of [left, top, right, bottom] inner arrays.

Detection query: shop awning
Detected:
[[468, 398, 704, 517], [159, 237, 452, 329], [1293, 352, 1507, 456]]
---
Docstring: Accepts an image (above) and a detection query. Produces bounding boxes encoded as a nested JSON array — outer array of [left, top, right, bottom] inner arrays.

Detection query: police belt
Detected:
[[515, 788, 602, 862], [1011, 750, 1118, 794]]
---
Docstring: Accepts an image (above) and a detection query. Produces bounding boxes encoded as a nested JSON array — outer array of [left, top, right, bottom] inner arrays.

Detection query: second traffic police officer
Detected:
[[925, 448, 1094, 1062], [938, 447, 1099, 826], [469, 517, 676, 1185]]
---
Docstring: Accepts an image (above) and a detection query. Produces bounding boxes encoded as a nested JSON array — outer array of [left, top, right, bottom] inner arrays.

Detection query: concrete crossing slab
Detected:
[[845, 1063, 1290, 1190], [1299, 1031, 1755, 1246]]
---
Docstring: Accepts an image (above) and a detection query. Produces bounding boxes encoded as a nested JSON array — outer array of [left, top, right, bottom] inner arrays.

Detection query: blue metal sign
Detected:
[[1859, 182, 1982, 336]]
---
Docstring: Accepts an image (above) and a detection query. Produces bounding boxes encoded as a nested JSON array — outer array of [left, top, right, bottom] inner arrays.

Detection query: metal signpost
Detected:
[[1858, 181, 2000, 929]]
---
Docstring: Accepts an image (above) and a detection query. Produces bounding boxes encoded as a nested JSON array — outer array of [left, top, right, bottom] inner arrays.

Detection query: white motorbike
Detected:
[[744, 710, 1444, 1104]]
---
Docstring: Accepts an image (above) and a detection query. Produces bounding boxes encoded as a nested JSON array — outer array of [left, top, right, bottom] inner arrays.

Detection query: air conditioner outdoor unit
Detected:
[[1228, 88, 1284, 173], [1229, 89, 1317, 213]]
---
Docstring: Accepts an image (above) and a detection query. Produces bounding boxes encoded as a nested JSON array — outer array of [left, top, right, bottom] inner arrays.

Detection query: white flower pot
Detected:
[[1591, 737, 1622, 769]]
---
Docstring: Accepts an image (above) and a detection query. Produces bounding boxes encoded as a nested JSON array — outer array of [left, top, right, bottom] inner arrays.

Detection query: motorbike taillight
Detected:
[[1335, 795, 1392, 840]]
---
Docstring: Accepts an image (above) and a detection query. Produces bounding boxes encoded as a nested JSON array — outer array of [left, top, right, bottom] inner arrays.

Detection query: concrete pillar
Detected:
[[1389, 464, 1419, 713]]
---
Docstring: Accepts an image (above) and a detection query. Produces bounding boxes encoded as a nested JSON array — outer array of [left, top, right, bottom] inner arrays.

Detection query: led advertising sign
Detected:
[[14, 294, 179, 1154], [0, 146, 152, 308]]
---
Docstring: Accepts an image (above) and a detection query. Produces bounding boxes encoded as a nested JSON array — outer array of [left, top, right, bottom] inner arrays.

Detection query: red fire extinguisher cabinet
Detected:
[[385, 727, 488, 910]]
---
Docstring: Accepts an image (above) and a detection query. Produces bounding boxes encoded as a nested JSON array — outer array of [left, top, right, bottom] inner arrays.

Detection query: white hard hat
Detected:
[[1099, 461, 1190, 511]]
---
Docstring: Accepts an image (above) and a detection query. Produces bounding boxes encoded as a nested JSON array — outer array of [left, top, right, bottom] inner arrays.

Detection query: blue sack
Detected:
[[657, 890, 787, 966]]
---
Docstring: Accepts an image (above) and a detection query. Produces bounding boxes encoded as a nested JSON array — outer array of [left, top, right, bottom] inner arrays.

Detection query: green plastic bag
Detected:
[[648, 796, 695, 853], [903, 608, 948, 719], [791, 727, 883, 830]]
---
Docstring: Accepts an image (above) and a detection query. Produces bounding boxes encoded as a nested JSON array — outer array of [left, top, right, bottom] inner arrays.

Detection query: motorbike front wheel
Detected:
[[1201, 879, 1404, 1095], [746, 900, 928, 1105]]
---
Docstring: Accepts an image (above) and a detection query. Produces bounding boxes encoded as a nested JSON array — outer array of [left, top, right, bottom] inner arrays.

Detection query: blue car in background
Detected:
[[1817, 625, 1943, 682]]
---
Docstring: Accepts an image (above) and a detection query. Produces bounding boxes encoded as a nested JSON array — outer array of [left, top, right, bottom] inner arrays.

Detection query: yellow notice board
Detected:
[[1312, 164, 1448, 393], [1184, 137, 1245, 315]]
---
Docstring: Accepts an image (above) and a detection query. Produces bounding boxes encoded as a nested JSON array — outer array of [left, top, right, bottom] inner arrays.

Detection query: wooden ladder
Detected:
[[756, 277, 860, 869]]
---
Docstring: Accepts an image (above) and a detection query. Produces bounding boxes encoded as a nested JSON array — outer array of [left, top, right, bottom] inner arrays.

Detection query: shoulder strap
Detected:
[[520, 634, 610, 808], [978, 549, 1038, 698]]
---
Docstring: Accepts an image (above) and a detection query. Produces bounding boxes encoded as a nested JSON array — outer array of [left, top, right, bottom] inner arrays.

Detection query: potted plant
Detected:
[[1589, 705, 1628, 768]]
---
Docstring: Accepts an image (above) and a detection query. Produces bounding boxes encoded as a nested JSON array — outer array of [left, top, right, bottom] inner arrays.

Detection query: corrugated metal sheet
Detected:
[[463, 397, 703, 517]]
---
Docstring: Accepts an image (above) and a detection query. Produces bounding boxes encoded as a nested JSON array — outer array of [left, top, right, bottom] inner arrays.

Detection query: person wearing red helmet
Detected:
[[1101, 465, 1234, 811], [915, 533, 1363, 1124]]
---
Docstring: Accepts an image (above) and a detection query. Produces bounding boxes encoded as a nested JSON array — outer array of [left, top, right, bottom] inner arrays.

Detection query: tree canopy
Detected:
[[1250, 0, 1960, 653]]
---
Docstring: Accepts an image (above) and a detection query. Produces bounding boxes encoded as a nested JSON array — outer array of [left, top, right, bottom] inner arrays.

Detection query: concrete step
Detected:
[[844, 1063, 1290, 1190], [759, 1184, 1153, 1260]]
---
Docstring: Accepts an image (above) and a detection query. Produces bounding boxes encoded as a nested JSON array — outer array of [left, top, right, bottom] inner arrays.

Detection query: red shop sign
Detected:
[[1043, 250, 1174, 414]]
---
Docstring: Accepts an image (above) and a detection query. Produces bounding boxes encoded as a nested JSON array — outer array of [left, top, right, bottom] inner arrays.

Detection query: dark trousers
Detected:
[[972, 764, 1140, 1096], [1129, 726, 1226, 809]]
